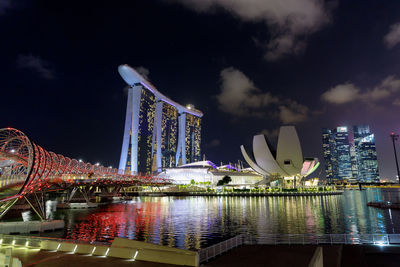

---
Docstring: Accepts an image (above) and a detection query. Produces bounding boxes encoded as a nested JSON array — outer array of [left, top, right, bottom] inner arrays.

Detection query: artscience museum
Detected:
[[240, 126, 319, 187]]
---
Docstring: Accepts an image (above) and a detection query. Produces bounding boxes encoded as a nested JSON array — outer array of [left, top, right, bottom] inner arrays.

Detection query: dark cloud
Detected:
[[168, 0, 333, 60], [16, 54, 55, 80], [207, 139, 221, 148], [259, 128, 279, 139], [0, 0, 12, 15], [384, 22, 400, 49], [216, 67, 310, 124], [135, 66, 150, 81]]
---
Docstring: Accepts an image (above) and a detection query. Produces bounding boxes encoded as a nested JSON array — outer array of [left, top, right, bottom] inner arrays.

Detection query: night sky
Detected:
[[2, 0, 400, 180]]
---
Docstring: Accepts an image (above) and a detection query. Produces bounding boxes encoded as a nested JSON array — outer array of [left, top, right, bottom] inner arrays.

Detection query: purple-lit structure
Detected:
[[158, 160, 263, 185], [118, 65, 203, 174]]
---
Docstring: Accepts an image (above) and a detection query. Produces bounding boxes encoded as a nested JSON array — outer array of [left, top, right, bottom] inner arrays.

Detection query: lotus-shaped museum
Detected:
[[240, 126, 319, 184]]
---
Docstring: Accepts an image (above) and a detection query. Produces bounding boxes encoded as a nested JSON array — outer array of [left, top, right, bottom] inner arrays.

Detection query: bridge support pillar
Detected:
[[0, 199, 18, 220]]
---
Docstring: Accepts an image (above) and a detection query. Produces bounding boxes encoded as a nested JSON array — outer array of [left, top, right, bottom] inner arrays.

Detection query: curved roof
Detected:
[[118, 64, 203, 117], [217, 165, 239, 171], [276, 126, 303, 176], [179, 161, 217, 169], [241, 126, 319, 178]]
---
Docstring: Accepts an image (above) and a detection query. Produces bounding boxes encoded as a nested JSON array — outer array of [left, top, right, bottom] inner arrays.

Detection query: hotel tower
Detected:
[[118, 65, 203, 174]]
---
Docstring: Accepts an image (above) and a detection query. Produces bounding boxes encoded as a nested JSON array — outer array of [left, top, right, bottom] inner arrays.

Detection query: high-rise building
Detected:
[[322, 126, 352, 183], [349, 143, 358, 183], [322, 125, 380, 183], [118, 65, 203, 174], [353, 125, 380, 183], [322, 128, 336, 182]]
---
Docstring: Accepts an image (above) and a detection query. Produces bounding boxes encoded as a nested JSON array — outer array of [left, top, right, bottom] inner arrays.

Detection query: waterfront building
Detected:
[[353, 125, 380, 183], [349, 142, 358, 183], [322, 128, 336, 182], [322, 125, 380, 183], [118, 65, 203, 174], [240, 126, 319, 186], [322, 126, 353, 183], [157, 160, 263, 185]]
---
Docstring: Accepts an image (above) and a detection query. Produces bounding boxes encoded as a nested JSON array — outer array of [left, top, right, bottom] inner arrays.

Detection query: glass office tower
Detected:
[[353, 125, 380, 183], [322, 125, 380, 183], [322, 128, 336, 183], [322, 127, 353, 183]]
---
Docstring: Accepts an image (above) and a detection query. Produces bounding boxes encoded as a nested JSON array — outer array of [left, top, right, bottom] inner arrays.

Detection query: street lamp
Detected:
[[390, 132, 400, 184]]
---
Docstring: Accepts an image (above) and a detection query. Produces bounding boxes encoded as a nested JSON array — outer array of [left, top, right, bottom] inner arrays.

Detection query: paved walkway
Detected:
[[3, 247, 176, 267], [204, 244, 400, 267]]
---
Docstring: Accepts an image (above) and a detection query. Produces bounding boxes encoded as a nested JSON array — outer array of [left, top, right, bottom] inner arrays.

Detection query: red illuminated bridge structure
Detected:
[[0, 128, 171, 220]]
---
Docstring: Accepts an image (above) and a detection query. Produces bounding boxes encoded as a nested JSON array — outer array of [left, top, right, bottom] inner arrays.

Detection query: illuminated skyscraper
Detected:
[[353, 125, 380, 183], [349, 143, 358, 183], [322, 127, 353, 183], [322, 125, 380, 183], [118, 65, 203, 174], [322, 128, 336, 182]]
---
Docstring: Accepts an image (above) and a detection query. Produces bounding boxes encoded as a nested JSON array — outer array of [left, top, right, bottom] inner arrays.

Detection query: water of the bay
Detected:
[[38, 188, 400, 250]]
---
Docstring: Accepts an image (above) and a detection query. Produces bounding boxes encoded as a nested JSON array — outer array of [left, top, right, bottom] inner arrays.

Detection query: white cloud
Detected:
[[321, 75, 400, 105], [384, 22, 400, 49], [321, 83, 359, 104], [279, 101, 309, 124], [216, 67, 279, 116], [168, 0, 332, 61], [216, 66, 310, 124], [16, 54, 55, 80], [135, 66, 150, 81]]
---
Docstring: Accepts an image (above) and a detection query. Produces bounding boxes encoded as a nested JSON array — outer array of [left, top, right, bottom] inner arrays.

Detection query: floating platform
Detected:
[[0, 220, 64, 235]]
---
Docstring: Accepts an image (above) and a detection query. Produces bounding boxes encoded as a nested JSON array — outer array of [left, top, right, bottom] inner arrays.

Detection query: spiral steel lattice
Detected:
[[0, 128, 166, 202]]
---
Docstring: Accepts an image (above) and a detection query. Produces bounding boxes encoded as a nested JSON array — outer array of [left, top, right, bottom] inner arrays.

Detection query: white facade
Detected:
[[241, 126, 319, 181], [118, 64, 203, 174], [158, 161, 263, 185]]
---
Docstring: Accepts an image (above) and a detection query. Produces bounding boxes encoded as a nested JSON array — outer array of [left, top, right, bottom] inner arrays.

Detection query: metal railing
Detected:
[[198, 234, 244, 263], [243, 234, 400, 245]]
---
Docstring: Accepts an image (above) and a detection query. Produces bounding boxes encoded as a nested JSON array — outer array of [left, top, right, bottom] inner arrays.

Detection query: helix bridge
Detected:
[[0, 128, 170, 220]]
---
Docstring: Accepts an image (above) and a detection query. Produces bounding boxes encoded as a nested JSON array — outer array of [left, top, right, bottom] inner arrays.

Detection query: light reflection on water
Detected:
[[44, 189, 400, 250]]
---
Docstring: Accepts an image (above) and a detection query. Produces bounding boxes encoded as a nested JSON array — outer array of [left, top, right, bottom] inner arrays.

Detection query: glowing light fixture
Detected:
[[133, 250, 139, 261]]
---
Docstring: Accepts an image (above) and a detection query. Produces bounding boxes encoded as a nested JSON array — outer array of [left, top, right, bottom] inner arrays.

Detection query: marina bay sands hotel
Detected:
[[118, 65, 203, 174]]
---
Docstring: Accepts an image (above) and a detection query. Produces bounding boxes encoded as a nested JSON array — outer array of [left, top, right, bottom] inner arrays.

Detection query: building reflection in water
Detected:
[[56, 189, 400, 250]]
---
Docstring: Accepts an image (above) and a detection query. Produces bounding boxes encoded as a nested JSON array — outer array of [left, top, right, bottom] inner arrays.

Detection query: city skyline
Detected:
[[322, 125, 380, 183], [3, 1, 400, 180]]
